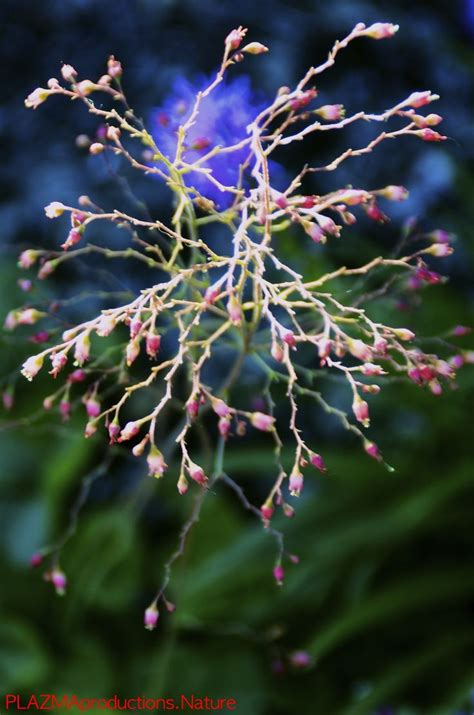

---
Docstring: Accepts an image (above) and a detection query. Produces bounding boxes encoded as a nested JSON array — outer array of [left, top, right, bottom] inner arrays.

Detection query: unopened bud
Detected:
[[241, 42, 268, 55], [364, 22, 399, 39], [119, 421, 140, 442], [147, 445, 167, 478], [250, 412, 275, 432], [61, 64, 77, 83], [144, 603, 159, 631], [352, 394, 370, 427], [273, 564, 285, 585], [187, 461, 208, 486], [289, 469, 304, 497], [50, 567, 67, 596]]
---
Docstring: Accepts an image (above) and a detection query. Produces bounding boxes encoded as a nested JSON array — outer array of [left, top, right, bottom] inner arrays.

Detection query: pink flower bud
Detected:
[[374, 338, 388, 355], [21, 354, 44, 381], [290, 89, 318, 111], [51, 567, 67, 596], [50, 350, 68, 378], [177, 473, 189, 495], [429, 379, 443, 396], [30, 330, 50, 345], [250, 412, 275, 432], [107, 55, 123, 79], [84, 421, 97, 438], [260, 502, 274, 522], [61, 64, 78, 83], [416, 267, 442, 284], [451, 325, 470, 337], [119, 421, 140, 442], [364, 441, 381, 461], [144, 603, 159, 631], [130, 318, 143, 339], [364, 22, 399, 39], [273, 564, 285, 585], [419, 365, 435, 382], [435, 359, 454, 379], [289, 651, 312, 668], [449, 354, 464, 370], [38, 259, 58, 280], [315, 104, 345, 121], [378, 185, 409, 201], [126, 337, 141, 366], [305, 222, 326, 243], [352, 395, 370, 426], [361, 363, 384, 376], [186, 396, 200, 419], [275, 194, 288, 210], [280, 330, 295, 348], [301, 196, 315, 208], [347, 338, 372, 362], [393, 328, 415, 341], [271, 341, 284, 362], [96, 314, 116, 337], [85, 397, 101, 418], [106, 420, 120, 444], [317, 339, 332, 361], [366, 203, 388, 222], [67, 369, 86, 384], [71, 212, 87, 228], [18, 249, 39, 269], [146, 332, 161, 358], [417, 128, 446, 142], [30, 552, 43, 568], [289, 470, 304, 496], [43, 396, 55, 410], [18, 308, 45, 325], [59, 399, 71, 421], [227, 294, 242, 325], [204, 285, 220, 305], [187, 461, 208, 486], [225, 26, 247, 49], [218, 416, 232, 438], [426, 243, 453, 257], [283, 503, 295, 518], [211, 399, 230, 418], [408, 367, 422, 384], [147, 446, 167, 478], [74, 332, 91, 365], [18, 278, 32, 292], [131, 435, 149, 457], [309, 452, 326, 472], [406, 91, 437, 108], [316, 214, 340, 236]]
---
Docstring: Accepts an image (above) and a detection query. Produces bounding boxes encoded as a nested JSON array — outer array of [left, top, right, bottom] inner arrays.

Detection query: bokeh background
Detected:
[[1, 1, 473, 713]]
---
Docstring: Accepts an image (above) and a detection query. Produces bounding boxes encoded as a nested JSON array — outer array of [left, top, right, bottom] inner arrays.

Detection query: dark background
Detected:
[[0, 1, 473, 713]]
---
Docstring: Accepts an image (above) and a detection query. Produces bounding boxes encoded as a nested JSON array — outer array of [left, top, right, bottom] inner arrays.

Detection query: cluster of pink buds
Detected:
[[11, 21, 472, 628]]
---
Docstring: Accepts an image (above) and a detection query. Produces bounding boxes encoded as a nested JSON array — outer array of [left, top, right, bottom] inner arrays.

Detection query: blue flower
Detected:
[[150, 74, 268, 208]]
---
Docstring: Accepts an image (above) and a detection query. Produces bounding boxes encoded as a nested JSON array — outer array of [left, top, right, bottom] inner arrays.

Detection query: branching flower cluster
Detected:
[[7, 22, 472, 629]]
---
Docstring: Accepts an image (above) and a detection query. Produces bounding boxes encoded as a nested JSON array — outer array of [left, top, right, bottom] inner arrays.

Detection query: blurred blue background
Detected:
[[0, 1, 473, 713]]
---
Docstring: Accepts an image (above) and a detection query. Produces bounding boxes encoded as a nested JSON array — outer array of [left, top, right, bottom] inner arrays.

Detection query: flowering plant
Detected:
[[8, 21, 471, 630]]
